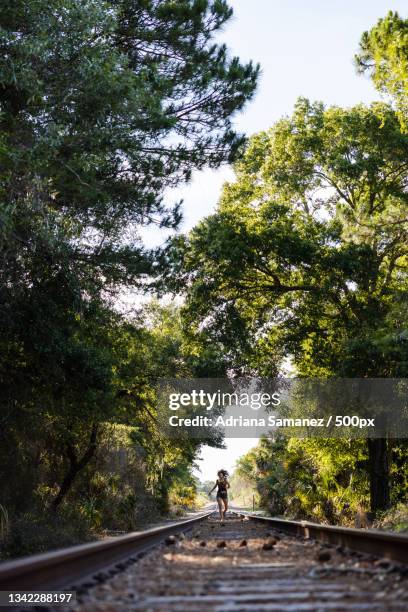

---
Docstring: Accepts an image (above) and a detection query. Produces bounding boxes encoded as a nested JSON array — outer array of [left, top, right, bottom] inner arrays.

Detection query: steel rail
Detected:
[[0, 510, 213, 591], [237, 510, 408, 564]]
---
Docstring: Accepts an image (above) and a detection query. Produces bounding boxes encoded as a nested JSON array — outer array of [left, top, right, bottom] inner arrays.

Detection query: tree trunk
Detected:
[[51, 423, 99, 511], [367, 437, 390, 514]]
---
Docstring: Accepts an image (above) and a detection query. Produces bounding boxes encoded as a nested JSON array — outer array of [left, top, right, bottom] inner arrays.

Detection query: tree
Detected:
[[111, 301, 225, 513], [356, 11, 408, 131], [1, 0, 259, 289], [170, 99, 408, 512], [0, 0, 258, 524], [233, 436, 369, 523]]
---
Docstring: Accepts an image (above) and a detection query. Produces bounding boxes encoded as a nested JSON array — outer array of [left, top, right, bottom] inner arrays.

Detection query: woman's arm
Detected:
[[226, 480, 230, 489], [208, 481, 217, 494]]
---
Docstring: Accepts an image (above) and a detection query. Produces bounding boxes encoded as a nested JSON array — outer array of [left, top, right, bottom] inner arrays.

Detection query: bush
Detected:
[[373, 504, 408, 533], [0, 511, 95, 560]]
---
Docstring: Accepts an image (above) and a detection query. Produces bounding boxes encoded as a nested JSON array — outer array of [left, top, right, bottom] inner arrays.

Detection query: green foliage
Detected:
[[173, 99, 408, 378], [234, 436, 369, 524], [356, 11, 408, 131], [229, 463, 258, 508], [172, 99, 408, 512], [1, 511, 96, 560], [373, 503, 408, 533], [168, 467, 198, 514], [0, 0, 257, 552], [0, 505, 9, 541], [0, 0, 259, 255]]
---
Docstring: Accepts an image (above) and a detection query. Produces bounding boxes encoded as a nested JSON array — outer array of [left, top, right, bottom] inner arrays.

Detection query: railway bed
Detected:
[[2, 510, 408, 611], [73, 512, 407, 611]]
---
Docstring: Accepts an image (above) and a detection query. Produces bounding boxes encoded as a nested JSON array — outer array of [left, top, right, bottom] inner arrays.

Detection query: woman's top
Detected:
[[217, 479, 228, 493]]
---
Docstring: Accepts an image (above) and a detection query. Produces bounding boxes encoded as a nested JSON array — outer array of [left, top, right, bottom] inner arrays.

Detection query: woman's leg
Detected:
[[217, 496, 223, 520], [223, 497, 228, 517]]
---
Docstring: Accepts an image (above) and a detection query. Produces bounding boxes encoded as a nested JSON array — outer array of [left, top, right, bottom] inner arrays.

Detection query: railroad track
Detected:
[[1, 509, 408, 610], [0, 511, 213, 592]]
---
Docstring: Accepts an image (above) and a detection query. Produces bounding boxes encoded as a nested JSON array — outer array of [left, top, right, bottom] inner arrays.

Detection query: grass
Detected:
[[373, 504, 408, 533]]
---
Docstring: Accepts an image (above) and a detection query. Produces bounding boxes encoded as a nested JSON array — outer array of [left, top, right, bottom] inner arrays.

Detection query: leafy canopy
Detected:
[[0, 0, 259, 287], [0, 0, 258, 514], [171, 99, 408, 377], [356, 11, 408, 131]]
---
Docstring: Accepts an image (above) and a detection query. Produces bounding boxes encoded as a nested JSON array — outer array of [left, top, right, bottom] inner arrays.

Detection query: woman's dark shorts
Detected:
[[216, 491, 228, 500]]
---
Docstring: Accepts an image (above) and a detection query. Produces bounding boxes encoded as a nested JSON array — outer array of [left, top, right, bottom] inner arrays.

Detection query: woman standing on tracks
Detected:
[[209, 469, 230, 523]]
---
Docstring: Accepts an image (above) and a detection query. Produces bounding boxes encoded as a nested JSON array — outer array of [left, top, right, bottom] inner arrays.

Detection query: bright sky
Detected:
[[151, 0, 407, 481], [143, 0, 407, 248], [194, 438, 259, 484]]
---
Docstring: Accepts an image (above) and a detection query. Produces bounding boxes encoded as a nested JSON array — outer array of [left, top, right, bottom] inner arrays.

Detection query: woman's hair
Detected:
[[217, 469, 229, 478]]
